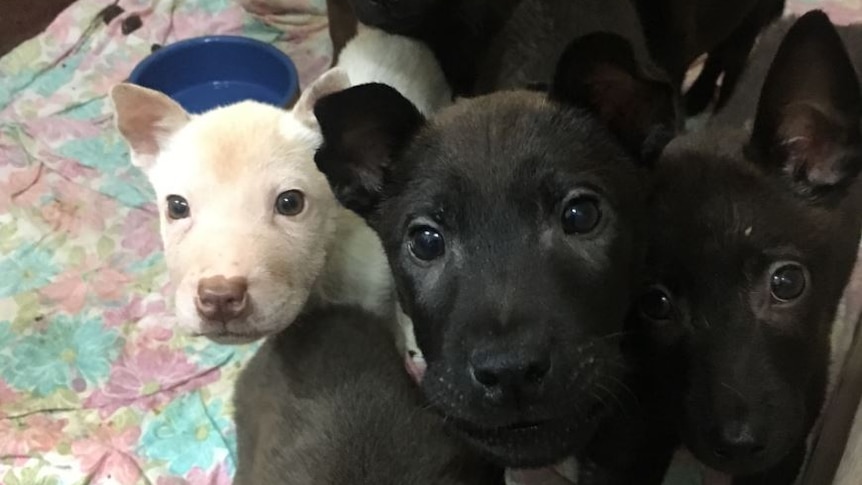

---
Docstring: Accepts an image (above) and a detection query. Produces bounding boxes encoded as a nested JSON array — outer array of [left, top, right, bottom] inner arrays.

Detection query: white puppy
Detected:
[[111, 70, 394, 344], [111, 28, 449, 350]]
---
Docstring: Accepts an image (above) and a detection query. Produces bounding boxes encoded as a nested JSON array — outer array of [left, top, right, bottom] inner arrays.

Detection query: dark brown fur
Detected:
[[233, 305, 503, 485], [635, 11, 862, 484]]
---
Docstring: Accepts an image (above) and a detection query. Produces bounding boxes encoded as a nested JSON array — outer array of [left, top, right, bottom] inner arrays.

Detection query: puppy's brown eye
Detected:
[[276, 190, 305, 216], [639, 286, 674, 322], [770, 263, 806, 302], [408, 225, 445, 261], [561, 196, 601, 234], [166, 195, 190, 219]]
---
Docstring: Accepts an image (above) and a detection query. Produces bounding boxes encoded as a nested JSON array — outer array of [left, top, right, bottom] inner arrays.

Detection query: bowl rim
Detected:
[[128, 35, 299, 108]]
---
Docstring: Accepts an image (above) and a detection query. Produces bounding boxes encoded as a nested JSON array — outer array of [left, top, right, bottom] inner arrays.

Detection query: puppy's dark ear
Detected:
[[313, 83, 424, 218], [550, 32, 678, 164], [750, 10, 862, 197]]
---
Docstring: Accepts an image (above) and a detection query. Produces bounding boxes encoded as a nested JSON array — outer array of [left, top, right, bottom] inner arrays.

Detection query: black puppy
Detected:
[[233, 305, 502, 484], [634, 0, 786, 114], [634, 11, 862, 484], [347, 0, 674, 104], [713, 15, 862, 126], [311, 33, 676, 473]]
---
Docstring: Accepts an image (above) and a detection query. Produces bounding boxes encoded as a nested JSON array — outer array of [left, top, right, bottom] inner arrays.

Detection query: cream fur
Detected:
[[111, 71, 398, 344], [110, 26, 450, 350], [336, 24, 453, 115]]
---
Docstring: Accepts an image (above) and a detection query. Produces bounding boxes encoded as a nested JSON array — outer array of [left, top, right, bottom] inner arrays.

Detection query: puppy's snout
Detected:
[[710, 421, 766, 461], [469, 350, 551, 399], [196, 276, 250, 322]]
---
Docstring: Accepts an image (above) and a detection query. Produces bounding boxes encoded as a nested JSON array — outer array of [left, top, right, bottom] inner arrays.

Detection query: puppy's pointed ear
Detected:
[[550, 32, 678, 164], [110, 83, 189, 171], [293, 67, 351, 129], [750, 10, 862, 198], [313, 83, 424, 218]]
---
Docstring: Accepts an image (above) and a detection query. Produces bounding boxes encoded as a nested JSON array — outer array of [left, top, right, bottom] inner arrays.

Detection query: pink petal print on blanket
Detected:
[[0, 164, 45, 212], [171, 10, 245, 38], [72, 425, 142, 484], [103, 296, 169, 330], [0, 415, 69, 456], [91, 267, 133, 301], [86, 347, 219, 417], [26, 117, 102, 143], [40, 271, 89, 314], [0, 380, 21, 418], [122, 207, 162, 258], [40, 177, 118, 235], [157, 463, 233, 485]]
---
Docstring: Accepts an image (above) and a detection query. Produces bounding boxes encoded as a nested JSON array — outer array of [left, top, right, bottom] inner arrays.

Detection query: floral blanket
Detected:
[[0, 0, 330, 483], [0, 0, 860, 484]]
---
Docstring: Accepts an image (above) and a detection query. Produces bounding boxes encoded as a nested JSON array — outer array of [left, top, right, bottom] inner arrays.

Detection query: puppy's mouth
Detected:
[[194, 328, 268, 344], [445, 407, 603, 468]]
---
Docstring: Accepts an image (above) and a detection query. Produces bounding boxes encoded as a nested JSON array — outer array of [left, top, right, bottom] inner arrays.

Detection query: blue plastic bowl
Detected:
[[129, 35, 299, 114]]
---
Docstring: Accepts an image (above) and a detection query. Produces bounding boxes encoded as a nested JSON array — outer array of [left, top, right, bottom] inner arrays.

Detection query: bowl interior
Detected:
[[130, 36, 299, 114]]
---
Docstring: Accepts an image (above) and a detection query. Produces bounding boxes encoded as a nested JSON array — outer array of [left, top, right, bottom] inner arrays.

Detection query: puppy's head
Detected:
[[635, 11, 862, 475], [111, 70, 351, 343], [314, 33, 677, 466]]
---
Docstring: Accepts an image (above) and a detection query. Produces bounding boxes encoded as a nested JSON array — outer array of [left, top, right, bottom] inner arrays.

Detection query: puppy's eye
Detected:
[[408, 226, 445, 261], [770, 263, 806, 302], [638, 286, 674, 322], [166, 195, 190, 220], [561, 196, 601, 234], [275, 190, 305, 216]]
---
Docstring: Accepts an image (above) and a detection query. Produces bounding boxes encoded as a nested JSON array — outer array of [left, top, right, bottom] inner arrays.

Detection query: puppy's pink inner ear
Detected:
[[776, 102, 856, 187], [112, 85, 189, 163]]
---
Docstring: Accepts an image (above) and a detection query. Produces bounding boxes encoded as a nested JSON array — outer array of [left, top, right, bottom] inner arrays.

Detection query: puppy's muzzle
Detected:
[[195, 275, 250, 322]]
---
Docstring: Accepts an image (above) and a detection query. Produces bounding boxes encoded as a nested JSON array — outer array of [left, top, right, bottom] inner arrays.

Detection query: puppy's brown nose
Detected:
[[196, 276, 249, 322]]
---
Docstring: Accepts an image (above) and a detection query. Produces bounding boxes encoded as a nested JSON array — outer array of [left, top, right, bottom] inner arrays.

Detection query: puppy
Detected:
[[312, 31, 677, 472], [111, 70, 394, 344], [334, 22, 451, 116], [112, 19, 451, 347], [634, 11, 862, 483], [233, 304, 503, 484], [633, 0, 785, 114], [470, 0, 667, 100], [713, 16, 862, 127], [346, 0, 521, 95]]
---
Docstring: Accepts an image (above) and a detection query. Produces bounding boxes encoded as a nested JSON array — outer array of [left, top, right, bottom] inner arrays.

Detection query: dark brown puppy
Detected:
[[634, 0, 785, 114], [634, 11, 862, 484], [713, 15, 862, 126], [326, 0, 357, 64], [311, 32, 677, 478], [233, 305, 502, 485]]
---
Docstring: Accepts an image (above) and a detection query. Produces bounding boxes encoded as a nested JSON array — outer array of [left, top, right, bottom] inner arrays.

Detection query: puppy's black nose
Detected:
[[711, 421, 766, 461], [469, 352, 551, 398]]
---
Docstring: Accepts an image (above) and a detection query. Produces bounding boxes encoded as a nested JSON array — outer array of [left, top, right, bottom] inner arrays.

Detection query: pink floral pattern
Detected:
[[0, 0, 329, 482]]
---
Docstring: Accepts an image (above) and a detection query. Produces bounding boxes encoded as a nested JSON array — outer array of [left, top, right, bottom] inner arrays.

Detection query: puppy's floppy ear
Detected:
[[550, 32, 678, 164], [293, 67, 351, 129], [750, 10, 862, 198], [313, 83, 424, 218], [110, 83, 189, 171]]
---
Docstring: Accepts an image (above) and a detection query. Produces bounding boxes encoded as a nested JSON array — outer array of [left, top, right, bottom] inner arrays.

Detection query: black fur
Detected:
[[313, 35, 678, 476], [634, 11, 862, 483], [233, 305, 503, 484]]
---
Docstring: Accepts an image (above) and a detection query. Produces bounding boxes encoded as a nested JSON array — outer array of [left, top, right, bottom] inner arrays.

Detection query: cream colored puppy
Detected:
[[112, 29, 449, 349], [111, 70, 395, 344]]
